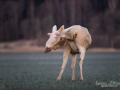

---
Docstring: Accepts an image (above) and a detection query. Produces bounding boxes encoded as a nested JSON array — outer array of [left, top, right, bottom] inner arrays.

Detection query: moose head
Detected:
[[45, 25, 64, 53]]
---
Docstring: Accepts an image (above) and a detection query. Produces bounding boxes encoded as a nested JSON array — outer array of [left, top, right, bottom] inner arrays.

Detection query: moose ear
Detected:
[[52, 25, 57, 32], [47, 33, 51, 36], [58, 25, 64, 32]]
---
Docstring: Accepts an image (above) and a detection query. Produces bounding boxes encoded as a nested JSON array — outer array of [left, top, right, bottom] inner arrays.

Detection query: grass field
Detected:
[[0, 52, 120, 90]]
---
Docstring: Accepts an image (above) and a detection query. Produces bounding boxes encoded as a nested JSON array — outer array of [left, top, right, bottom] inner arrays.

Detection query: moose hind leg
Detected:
[[78, 47, 86, 81]]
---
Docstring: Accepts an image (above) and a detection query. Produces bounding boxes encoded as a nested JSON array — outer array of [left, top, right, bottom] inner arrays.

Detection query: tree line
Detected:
[[0, 0, 120, 48]]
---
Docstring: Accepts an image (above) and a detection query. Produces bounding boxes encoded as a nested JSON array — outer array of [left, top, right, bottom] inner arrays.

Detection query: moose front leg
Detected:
[[71, 54, 76, 80], [57, 47, 70, 80]]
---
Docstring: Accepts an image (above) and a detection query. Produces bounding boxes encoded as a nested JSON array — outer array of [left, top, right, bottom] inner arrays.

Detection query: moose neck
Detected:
[[61, 26, 73, 37]]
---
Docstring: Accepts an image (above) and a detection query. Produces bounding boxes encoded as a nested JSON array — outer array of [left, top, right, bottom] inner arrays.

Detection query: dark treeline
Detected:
[[0, 0, 120, 48]]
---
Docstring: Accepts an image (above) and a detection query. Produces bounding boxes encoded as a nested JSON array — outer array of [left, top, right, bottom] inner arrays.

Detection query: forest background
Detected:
[[0, 0, 120, 51]]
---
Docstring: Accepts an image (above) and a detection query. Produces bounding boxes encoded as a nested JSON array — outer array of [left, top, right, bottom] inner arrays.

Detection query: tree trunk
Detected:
[[75, 0, 82, 25], [54, 0, 61, 27], [70, 0, 75, 25], [61, 1, 66, 26], [14, 3, 19, 40], [108, 0, 117, 48], [29, 0, 35, 39], [108, 0, 118, 13]]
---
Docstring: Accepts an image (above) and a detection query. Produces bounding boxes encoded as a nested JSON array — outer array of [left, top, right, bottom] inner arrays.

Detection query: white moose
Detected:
[[44, 25, 92, 80]]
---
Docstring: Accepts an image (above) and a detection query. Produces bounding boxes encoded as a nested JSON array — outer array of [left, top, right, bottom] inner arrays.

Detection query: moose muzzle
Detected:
[[44, 47, 52, 53]]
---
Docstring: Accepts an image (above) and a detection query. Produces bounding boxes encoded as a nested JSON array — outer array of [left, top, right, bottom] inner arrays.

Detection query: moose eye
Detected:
[[60, 38, 62, 40]]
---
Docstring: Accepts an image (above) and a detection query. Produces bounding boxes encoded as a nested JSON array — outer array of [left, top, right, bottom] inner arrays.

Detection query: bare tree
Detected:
[[107, 0, 118, 48], [70, 0, 75, 25], [108, 0, 118, 13], [29, 0, 35, 39]]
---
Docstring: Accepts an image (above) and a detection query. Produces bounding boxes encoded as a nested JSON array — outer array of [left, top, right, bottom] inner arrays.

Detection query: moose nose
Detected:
[[44, 47, 52, 53], [46, 47, 51, 49]]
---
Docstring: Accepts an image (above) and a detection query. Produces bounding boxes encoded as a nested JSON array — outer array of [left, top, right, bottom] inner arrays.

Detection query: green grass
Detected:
[[0, 52, 120, 90]]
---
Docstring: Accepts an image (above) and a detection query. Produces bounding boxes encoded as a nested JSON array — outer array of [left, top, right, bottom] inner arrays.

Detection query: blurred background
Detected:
[[0, 0, 120, 52]]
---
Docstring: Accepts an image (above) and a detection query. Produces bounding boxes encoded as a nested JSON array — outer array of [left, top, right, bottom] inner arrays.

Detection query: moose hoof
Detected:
[[72, 77, 75, 80], [56, 78, 61, 81], [80, 77, 84, 81]]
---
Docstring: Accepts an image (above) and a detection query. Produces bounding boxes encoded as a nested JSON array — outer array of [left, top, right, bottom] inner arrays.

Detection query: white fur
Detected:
[[52, 25, 57, 33], [45, 25, 92, 80]]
